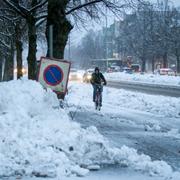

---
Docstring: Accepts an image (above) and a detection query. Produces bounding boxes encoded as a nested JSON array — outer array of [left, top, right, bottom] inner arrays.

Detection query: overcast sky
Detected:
[[171, 0, 180, 5]]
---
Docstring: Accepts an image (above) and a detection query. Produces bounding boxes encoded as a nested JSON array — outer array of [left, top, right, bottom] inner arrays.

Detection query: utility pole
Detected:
[[49, 25, 53, 58], [68, 34, 71, 60], [106, 6, 108, 58], [105, 6, 108, 69]]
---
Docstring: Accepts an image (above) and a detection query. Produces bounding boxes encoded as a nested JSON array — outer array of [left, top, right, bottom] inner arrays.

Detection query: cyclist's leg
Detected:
[[93, 85, 97, 102], [100, 86, 103, 106]]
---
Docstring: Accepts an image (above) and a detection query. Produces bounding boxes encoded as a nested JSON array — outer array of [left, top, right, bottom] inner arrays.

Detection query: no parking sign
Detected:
[[38, 57, 71, 94]]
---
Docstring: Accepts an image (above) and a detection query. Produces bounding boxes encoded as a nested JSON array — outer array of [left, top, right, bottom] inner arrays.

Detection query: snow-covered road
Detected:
[[72, 109, 180, 170]]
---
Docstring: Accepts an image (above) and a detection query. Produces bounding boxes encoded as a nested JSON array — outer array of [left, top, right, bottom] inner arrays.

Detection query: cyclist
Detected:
[[90, 67, 107, 107]]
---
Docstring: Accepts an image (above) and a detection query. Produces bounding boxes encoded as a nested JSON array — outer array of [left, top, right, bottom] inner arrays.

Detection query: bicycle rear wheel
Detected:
[[95, 93, 101, 111]]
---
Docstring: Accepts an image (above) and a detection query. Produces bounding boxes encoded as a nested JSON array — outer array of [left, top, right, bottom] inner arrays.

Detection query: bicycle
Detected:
[[94, 83, 103, 111]]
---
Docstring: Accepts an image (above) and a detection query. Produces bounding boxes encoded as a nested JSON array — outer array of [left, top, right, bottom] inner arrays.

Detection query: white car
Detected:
[[69, 68, 83, 81], [109, 65, 121, 72], [157, 68, 175, 76]]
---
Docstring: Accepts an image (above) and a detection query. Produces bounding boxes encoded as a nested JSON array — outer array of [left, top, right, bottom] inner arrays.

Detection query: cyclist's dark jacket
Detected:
[[91, 72, 107, 85]]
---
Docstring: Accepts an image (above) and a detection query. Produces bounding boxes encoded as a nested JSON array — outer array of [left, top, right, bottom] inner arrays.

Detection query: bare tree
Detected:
[[46, 0, 136, 59], [2, 0, 48, 80], [0, 3, 15, 81], [76, 0, 180, 73], [2, 0, 139, 80], [170, 7, 180, 73]]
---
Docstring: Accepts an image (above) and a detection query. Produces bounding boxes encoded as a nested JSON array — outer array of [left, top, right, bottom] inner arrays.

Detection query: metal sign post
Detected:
[[49, 25, 53, 58]]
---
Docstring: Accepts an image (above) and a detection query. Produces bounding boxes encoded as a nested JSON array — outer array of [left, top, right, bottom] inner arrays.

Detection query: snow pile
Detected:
[[105, 72, 180, 86], [105, 87, 180, 118], [144, 123, 161, 132], [164, 129, 180, 139], [0, 80, 178, 179], [113, 146, 173, 177]]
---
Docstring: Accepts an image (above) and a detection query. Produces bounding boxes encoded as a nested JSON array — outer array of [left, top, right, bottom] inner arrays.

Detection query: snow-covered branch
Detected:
[[2, 0, 27, 18], [66, 0, 102, 15], [0, 39, 11, 49], [29, 0, 48, 12]]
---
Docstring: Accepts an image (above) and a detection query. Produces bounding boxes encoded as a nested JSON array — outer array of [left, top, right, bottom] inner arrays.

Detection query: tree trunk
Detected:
[[27, 16, 37, 80], [15, 22, 23, 79], [16, 40, 23, 79], [46, 0, 73, 59], [152, 56, 155, 73], [163, 52, 168, 68], [0, 58, 2, 82], [176, 55, 180, 74], [141, 57, 146, 73], [175, 47, 180, 74], [3, 47, 14, 81]]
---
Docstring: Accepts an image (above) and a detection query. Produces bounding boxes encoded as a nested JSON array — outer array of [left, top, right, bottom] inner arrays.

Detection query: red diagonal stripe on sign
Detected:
[[49, 68, 59, 83]]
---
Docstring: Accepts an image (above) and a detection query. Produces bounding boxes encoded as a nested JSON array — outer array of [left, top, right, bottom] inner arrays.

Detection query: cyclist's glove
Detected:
[[103, 82, 107, 86]]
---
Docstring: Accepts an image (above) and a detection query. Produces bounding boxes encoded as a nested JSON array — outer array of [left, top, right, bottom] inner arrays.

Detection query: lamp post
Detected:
[[49, 25, 53, 58], [68, 34, 71, 60]]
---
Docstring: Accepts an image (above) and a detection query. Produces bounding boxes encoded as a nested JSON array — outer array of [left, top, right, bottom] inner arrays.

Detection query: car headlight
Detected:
[[87, 75, 91, 80], [77, 74, 82, 78], [22, 68, 26, 74], [14, 68, 17, 73]]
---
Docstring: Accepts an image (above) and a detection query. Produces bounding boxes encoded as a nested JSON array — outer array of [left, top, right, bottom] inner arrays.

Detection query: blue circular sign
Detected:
[[43, 65, 64, 86]]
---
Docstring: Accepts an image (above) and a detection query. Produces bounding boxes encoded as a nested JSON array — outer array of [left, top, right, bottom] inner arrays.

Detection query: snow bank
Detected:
[[105, 72, 180, 86], [104, 86, 180, 118], [112, 146, 173, 177], [68, 82, 180, 119], [0, 80, 178, 179]]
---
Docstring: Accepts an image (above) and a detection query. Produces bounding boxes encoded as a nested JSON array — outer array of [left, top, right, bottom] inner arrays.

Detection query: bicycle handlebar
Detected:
[[93, 82, 104, 86]]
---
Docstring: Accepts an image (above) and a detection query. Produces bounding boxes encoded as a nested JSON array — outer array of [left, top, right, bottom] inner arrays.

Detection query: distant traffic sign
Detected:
[[38, 57, 71, 94]]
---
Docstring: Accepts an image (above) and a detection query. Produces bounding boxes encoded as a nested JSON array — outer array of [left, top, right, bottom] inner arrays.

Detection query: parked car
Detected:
[[83, 68, 94, 83], [156, 68, 175, 76], [107, 65, 120, 72], [69, 68, 83, 81], [131, 64, 140, 72], [123, 67, 133, 74]]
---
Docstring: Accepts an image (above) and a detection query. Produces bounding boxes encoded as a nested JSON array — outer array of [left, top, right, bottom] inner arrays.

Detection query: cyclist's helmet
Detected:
[[95, 67, 99, 72]]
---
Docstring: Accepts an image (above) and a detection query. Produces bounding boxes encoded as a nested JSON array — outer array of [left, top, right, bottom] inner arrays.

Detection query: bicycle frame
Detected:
[[94, 84, 103, 110]]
